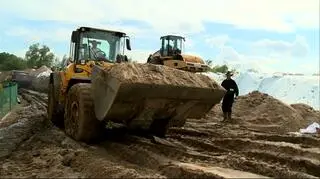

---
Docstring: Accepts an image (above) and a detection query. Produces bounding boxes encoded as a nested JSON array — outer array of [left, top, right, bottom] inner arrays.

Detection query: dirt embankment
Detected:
[[0, 83, 319, 177]]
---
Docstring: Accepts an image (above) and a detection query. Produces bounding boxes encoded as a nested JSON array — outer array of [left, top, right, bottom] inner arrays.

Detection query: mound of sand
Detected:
[[29, 66, 52, 77], [233, 91, 306, 133], [29, 66, 52, 92], [99, 62, 221, 89], [31, 76, 49, 93], [91, 62, 226, 122], [23, 69, 36, 74], [209, 91, 319, 134], [0, 66, 51, 91], [290, 103, 320, 126]]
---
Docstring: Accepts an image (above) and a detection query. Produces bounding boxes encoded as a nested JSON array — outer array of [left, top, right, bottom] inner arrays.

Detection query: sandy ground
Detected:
[[0, 89, 320, 178]]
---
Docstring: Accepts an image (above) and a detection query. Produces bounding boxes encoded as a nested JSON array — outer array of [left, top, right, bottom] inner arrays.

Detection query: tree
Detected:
[[53, 57, 60, 67], [0, 52, 27, 71], [205, 59, 213, 67], [209, 64, 238, 74], [25, 43, 55, 68], [210, 64, 229, 73], [55, 54, 69, 70], [61, 54, 68, 66]]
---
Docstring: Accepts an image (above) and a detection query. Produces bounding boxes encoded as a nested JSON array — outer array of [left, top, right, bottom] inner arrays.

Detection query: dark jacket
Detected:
[[221, 79, 239, 102]]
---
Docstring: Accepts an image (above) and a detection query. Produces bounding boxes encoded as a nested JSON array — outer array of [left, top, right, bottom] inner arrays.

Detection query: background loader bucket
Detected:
[[91, 63, 226, 128]]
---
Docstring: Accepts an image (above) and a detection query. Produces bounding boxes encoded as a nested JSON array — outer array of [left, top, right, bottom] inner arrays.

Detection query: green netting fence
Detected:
[[0, 82, 18, 119]]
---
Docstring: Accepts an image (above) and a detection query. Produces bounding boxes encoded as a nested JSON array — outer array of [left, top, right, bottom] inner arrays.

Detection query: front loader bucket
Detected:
[[91, 63, 226, 129]]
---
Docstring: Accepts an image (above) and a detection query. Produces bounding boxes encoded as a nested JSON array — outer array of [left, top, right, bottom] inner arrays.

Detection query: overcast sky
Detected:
[[0, 0, 319, 74]]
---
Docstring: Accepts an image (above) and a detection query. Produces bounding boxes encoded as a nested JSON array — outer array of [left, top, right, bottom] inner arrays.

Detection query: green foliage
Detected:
[[59, 54, 68, 68], [205, 59, 213, 66], [209, 64, 237, 74], [210, 64, 229, 73], [52, 57, 60, 67], [53, 54, 69, 71], [25, 43, 56, 68], [206, 60, 236, 74], [0, 52, 27, 71], [0, 43, 59, 71]]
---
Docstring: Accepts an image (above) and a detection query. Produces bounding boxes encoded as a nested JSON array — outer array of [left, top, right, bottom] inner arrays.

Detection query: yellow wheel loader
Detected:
[[147, 35, 210, 73], [47, 27, 226, 143]]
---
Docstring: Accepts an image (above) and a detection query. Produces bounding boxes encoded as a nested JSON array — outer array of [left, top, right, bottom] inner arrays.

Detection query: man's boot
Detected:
[[227, 112, 232, 120], [223, 112, 228, 121]]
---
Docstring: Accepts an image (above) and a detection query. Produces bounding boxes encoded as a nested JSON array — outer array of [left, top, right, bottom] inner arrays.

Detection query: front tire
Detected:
[[64, 83, 104, 143], [149, 118, 170, 138], [169, 117, 187, 127], [48, 82, 63, 127]]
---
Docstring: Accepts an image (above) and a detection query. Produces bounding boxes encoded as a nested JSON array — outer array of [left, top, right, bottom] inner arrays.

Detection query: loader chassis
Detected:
[[47, 27, 226, 143], [147, 35, 210, 72], [47, 27, 131, 142]]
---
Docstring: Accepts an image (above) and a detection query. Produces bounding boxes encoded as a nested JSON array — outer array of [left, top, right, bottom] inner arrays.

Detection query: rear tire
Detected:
[[64, 83, 104, 143]]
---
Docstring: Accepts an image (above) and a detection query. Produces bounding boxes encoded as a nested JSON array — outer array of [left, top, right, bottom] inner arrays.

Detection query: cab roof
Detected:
[[160, 35, 185, 41], [76, 26, 127, 36]]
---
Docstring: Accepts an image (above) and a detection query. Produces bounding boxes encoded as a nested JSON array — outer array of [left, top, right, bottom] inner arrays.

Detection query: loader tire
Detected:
[[64, 83, 104, 143], [169, 117, 187, 127], [48, 82, 63, 127], [149, 118, 170, 138]]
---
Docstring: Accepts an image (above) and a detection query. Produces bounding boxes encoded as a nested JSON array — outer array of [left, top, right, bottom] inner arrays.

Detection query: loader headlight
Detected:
[[80, 60, 86, 65]]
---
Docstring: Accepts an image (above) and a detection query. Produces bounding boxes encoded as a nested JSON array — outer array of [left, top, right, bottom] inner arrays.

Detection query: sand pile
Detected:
[[232, 91, 311, 133], [91, 62, 226, 123], [29, 65, 52, 77], [31, 77, 49, 92], [92, 62, 226, 106], [98, 62, 222, 89], [23, 68, 36, 74], [290, 103, 320, 126], [30, 66, 52, 93]]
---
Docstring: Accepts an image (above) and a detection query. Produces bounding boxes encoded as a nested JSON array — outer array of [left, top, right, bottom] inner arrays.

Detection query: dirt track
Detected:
[[0, 89, 320, 178]]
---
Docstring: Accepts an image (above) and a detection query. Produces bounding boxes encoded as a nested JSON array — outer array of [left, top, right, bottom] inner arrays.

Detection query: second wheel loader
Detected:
[[47, 26, 226, 143], [147, 35, 210, 73]]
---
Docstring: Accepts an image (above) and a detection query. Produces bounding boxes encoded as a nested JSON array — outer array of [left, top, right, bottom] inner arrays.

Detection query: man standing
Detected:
[[221, 71, 239, 121]]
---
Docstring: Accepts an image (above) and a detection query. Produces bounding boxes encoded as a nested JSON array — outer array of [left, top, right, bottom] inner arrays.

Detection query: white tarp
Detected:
[[299, 122, 320, 134]]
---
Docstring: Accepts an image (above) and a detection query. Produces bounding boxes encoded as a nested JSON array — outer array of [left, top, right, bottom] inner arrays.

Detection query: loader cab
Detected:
[[160, 35, 185, 57], [70, 27, 131, 65]]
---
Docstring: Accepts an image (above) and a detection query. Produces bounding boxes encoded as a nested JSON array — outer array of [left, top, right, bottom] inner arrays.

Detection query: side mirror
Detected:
[[71, 31, 80, 43], [126, 38, 131, 51]]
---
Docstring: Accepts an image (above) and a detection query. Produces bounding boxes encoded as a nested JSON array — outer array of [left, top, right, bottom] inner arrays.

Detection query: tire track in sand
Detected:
[[167, 131, 320, 178]]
